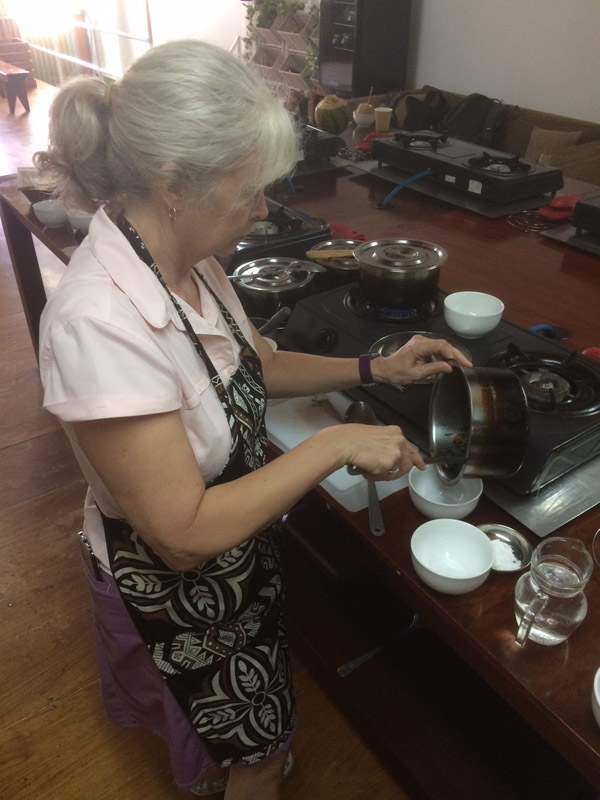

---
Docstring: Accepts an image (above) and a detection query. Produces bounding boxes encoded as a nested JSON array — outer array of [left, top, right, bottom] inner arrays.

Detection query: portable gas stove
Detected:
[[280, 284, 600, 535], [370, 130, 564, 217], [225, 198, 331, 273]]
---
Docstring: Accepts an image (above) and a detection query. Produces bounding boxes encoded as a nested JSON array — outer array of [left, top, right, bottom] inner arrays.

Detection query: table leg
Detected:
[[0, 198, 47, 358]]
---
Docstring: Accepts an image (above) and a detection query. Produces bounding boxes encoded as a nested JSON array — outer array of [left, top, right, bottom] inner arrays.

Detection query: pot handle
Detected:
[[516, 590, 548, 647]]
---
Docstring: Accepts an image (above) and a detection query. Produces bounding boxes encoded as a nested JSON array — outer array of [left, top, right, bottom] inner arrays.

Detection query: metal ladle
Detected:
[[344, 400, 385, 536]]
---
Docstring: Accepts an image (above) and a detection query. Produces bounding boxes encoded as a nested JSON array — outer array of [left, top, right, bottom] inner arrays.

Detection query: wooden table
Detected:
[[0, 176, 79, 355], [3, 165, 600, 796], [0, 59, 30, 113]]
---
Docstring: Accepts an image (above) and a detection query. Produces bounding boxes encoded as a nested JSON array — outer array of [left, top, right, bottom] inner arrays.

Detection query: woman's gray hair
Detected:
[[34, 39, 298, 212]]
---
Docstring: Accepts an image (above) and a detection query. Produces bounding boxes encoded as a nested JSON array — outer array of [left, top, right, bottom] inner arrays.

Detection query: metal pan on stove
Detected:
[[369, 331, 472, 385]]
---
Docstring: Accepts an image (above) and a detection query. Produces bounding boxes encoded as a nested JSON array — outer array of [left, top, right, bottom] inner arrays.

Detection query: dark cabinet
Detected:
[[318, 0, 412, 97]]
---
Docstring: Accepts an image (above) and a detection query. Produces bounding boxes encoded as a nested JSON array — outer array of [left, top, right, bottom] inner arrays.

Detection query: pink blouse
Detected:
[[39, 207, 255, 570]]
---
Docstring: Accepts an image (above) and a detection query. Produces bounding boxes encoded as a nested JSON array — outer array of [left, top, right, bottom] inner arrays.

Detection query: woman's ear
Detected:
[[156, 163, 188, 211]]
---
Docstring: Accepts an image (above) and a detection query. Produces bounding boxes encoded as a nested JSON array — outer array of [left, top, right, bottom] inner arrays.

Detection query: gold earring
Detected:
[[168, 207, 178, 225]]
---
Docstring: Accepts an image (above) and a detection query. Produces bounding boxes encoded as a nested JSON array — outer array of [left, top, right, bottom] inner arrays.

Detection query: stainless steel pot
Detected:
[[232, 257, 317, 317], [429, 362, 529, 485], [354, 239, 447, 307]]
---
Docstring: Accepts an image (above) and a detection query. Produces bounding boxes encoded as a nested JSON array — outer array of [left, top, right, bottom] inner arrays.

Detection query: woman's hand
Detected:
[[335, 422, 424, 481], [371, 334, 471, 386]]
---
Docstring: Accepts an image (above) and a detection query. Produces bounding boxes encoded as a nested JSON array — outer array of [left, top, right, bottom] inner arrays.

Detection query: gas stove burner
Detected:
[[344, 285, 437, 323], [245, 202, 308, 240], [520, 369, 572, 407], [486, 344, 600, 415], [394, 130, 449, 150], [469, 152, 531, 176], [250, 220, 281, 236]]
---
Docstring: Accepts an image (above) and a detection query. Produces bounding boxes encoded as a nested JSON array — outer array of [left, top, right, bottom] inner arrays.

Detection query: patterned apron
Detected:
[[100, 219, 295, 767]]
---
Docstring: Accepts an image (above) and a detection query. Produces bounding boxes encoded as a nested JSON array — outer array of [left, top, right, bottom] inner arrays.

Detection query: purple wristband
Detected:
[[358, 353, 376, 385]]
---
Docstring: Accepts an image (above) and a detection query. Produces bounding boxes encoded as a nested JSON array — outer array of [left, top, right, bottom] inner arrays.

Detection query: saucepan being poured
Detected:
[[428, 361, 530, 485]]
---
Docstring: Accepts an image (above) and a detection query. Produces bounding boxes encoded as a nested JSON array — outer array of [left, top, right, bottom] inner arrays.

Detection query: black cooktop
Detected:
[[280, 284, 600, 496], [369, 131, 563, 217]]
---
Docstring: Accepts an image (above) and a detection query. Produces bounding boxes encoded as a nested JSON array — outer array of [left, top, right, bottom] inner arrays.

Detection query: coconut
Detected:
[[356, 102, 375, 114], [314, 95, 352, 135]]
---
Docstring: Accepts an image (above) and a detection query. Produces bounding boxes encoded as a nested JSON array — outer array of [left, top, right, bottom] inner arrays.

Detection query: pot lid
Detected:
[[233, 258, 316, 293], [309, 239, 361, 271], [354, 238, 447, 273]]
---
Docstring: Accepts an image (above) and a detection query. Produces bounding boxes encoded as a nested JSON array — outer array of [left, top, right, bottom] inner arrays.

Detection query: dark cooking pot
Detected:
[[429, 362, 529, 485], [354, 239, 447, 307], [309, 239, 361, 290], [232, 257, 317, 317]]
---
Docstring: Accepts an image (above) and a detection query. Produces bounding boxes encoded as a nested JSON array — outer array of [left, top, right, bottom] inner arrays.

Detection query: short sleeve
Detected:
[[41, 314, 183, 422]]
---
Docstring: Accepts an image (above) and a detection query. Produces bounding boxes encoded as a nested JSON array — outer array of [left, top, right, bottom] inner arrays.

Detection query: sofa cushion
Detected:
[[525, 127, 582, 161], [539, 139, 600, 185]]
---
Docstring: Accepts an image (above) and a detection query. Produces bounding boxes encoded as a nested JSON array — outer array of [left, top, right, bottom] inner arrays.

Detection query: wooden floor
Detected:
[[0, 82, 412, 799]]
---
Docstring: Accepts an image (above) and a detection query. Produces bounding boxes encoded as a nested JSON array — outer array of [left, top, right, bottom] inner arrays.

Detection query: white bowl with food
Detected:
[[353, 110, 375, 128], [408, 466, 482, 519], [411, 518, 493, 594], [444, 291, 504, 338], [32, 198, 68, 227]]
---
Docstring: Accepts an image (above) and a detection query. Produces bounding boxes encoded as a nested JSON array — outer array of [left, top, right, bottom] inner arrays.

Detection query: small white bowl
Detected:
[[67, 208, 93, 233], [32, 198, 67, 227], [592, 667, 600, 729], [411, 519, 493, 594], [408, 466, 482, 519], [444, 291, 504, 339], [353, 111, 375, 128]]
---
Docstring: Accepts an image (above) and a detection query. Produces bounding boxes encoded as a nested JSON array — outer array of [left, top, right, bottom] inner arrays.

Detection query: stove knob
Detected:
[[314, 327, 337, 353]]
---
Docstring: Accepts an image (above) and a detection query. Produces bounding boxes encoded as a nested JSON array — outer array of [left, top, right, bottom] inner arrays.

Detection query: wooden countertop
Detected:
[[267, 164, 600, 790]]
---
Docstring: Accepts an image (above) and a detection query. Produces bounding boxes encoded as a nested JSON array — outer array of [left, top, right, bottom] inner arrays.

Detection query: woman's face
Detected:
[[188, 172, 269, 260]]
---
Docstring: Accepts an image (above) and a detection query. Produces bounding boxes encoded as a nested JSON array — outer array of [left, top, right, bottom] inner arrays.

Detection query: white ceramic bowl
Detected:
[[66, 208, 93, 233], [444, 291, 504, 339], [411, 519, 494, 594], [32, 198, 67, 227], [408, 466, 483, 519], [592, 667, 600, 729], [353, 111, 375, 128]]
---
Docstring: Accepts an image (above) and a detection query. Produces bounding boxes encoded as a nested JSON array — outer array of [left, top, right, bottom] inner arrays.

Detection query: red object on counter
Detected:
[[583, 347, 600, 361], [356, 132, 393, 152], [328, 221, 367, 240], [538, 193, 583, 221]]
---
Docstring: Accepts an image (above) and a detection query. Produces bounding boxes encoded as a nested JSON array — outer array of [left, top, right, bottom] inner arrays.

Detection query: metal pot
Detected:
[[429, 362, 529, 485], [232, 257, 317, 317], [309, 239, 361, 290], [354, 239, 447, 307]]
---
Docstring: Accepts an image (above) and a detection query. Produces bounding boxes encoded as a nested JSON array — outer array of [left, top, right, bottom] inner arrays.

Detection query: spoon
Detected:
[[344, 401, 385, 536]]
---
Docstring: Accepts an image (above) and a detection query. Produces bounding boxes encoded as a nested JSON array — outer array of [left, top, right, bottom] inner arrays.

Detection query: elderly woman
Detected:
[[36, 39, 469, 799]]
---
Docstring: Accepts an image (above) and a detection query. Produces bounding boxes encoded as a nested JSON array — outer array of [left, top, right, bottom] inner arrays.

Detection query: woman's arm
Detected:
[[73, 408, 414, 572], [252, 326, 472, 398]]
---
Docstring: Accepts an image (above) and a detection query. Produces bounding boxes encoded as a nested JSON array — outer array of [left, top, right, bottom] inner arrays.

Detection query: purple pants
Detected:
[[82, 559, 214, 790]]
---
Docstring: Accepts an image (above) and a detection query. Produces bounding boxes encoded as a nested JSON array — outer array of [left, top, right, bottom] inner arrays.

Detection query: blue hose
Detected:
[[380, 169, 434, 207]]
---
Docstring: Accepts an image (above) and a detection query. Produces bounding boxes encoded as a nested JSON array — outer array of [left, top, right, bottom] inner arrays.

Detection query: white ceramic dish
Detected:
[[408, 466, 482, 519], [444, 291, 504, 339], [411, 518, 493, 594], [592, 667, 600, 729], [353, 111, 375, 128], [32, 199, 67, 227], [67, 209, 93, 233]]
